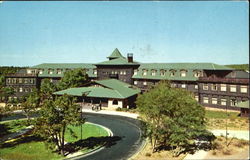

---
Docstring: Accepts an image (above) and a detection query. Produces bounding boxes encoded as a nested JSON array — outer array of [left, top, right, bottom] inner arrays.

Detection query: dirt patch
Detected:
[[206, 136, 249, 159], [131, 142, 187, 160], [207, 118, 249, 130]]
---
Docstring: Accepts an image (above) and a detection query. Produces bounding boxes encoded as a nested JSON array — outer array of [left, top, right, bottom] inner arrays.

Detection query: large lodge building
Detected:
[[4, 49, 250, 116]]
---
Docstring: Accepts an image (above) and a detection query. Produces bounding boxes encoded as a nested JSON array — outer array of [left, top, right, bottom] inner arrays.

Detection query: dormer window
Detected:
[[180, 70, 187, 77], [231, 72, 236, 78], [193, 70, 201, 77], [142, 69, 147, 76], [170, 70, 176, 77], [57, 69, 62, 74], [151, 69, 156, 76], [134, 69, 138, 75], [160, 70, 166, 76], [38, 69, 44, 74], [48, 69, 53, 74], [93, 69, 97, 75]]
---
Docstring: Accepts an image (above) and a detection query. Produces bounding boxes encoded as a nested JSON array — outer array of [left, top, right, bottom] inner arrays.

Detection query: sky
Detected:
[[0, 1, 249, 66]]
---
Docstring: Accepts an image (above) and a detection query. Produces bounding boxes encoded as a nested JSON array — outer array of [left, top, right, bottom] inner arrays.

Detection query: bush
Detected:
[[145, 153, 151, 157], [116, 107, 122, 111]]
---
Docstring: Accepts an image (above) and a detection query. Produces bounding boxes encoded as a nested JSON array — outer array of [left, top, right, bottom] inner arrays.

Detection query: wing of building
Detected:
[[4, 48, 249, 116]]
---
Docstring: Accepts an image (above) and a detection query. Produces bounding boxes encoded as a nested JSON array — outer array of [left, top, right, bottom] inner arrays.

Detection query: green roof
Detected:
[[107, 48, 124, 59], [236, 101, 249, 109], [54, 79, 141, 99], [96, 57, 139, 65], [132, 63, 233, 81], [31, 63, 97, 78]]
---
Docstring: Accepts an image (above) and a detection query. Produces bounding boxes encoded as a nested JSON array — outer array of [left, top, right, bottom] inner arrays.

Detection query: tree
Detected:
[[21, 89, 40, 124], [136, 81, 213, 156], [34, 94, 84, 156], [0, 87, 15, 104], [40, 78, 56, 102], [57, 68, 89, 90]]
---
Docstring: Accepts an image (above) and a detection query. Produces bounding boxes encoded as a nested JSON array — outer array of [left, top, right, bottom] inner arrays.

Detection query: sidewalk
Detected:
[[82, 109, 139, 119], [210, 129, 249, 140]]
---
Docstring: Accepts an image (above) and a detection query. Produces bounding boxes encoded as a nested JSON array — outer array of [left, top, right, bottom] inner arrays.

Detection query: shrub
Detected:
[[116, 107, 122, 111], [145, 153, 151, 157], [212, 150, 217, 155]]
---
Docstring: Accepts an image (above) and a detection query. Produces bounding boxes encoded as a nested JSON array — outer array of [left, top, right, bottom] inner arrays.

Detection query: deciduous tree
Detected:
[[136, 80, 213, 156], [34, 94, 84, 156]]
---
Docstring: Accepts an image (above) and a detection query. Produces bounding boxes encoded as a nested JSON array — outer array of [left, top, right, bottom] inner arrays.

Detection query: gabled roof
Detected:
[[107, 48, 124, 59], [54, 79, 141, 99], [96, 57, 139, 65], [31, 63, 95, 69], [137, 63, 233, 70]]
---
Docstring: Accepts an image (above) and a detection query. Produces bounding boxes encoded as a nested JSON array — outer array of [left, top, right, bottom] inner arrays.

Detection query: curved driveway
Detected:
[[72, 113, 144, 160]]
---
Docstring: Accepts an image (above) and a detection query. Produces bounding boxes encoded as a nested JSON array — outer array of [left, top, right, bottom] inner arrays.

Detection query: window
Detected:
[[7, 78, 11, 84], [24, 78, 28, 84], [170, 70, 175, 77], [180, 70, 187, 77], [142, 69, 147, 76], [160, 70, 165, 76], [93, 69, 97, 75], [143, 81, 147, 86], [230, 99, 237, 106], [111, 71, 114, 74], [113, 100, 118, 105], [220, 84, 227, 92], [195, 96, 199, 101], [212, 98, 217, 104], [38, 69, 44, 74], [194, 71, 201, 77], [14, 88, 18, 92], [18, 78, 22, 84], [19, 87, 23, 92], [211, 84, 217, 91], [57, 69, 62, 74], [221, 99, 227, 106], [171, 83, 177, 88], [203, 97, 209, 104], [30, 79, 34, 84], [195, 85, 198, 89], [114, 71, 118, 74], [134, 69, 138, 75], [203, 84, 208, 90], [24, 88, 29, 92], [151, 70, 156, 76], [134, 81, 138, 85], [48, 69, 53, 74], [123, 71, 126, 75], [240, 86, 247, 93], [12, 78, 17, 84], [181, 84, 186, 88], [230, 85, 237, 92]]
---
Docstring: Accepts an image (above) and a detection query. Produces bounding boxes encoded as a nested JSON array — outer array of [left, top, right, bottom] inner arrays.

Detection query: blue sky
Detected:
[[0, 1, 248, 66]]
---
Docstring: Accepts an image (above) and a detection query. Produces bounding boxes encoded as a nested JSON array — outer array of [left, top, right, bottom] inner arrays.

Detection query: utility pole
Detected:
[[81, 99, 84, 140], [226, 104, 228, 147]]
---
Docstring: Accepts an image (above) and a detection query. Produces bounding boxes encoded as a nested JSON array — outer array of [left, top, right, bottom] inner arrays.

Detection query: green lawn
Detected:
[[0, 123, 109, 160], [65, 123, 109, 142], [205, 110, 239, 119]]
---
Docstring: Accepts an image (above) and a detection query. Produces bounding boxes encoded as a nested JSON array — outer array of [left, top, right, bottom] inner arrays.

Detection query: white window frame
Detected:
[[240, 86, 247, 93], [195, 85, 198, 89], [143, 81, 147, 86], [134, 81, 138, 85], [134, 69, 138, 75], [230, 85, 237, 92], [48, 69, 53, 75], [19, 87, 23, 92], [142, 70, 147, 76], [220, 84, 227, 92], [181, 84, 186, 88], [93, 69, 97, 75], [170, 71, 175, 77], [221, 99, 227, 106], [151, 70, 156, 76], [211, 84, 217, 91], [203, 84, 208, 90], [180, 70, 187, 77], [160, 70, 165, 76], [212, 98, 217, 104], [203, 97, 209, 104], [230, 99, 237, 106]]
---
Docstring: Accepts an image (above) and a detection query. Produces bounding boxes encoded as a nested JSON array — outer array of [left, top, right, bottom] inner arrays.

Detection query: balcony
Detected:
[[199, 77, 249, 84]]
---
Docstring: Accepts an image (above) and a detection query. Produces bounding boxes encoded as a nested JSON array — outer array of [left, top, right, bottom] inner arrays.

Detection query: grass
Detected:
[[65, 123, 109, 143], [205, 110, 249, 130], [0, 123, 109, 160], [0, 119, 30, 137]]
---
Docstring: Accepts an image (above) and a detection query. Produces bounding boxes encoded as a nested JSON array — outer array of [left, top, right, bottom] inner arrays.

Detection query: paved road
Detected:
[[70, 113, 144, 160]]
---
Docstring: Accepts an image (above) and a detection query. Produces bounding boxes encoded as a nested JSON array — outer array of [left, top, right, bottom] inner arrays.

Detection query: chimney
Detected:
[[127, 53, 133, 63]]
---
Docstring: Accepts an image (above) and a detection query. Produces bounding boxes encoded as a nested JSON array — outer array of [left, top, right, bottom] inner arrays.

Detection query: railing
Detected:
[[199, 77, 249, 84]]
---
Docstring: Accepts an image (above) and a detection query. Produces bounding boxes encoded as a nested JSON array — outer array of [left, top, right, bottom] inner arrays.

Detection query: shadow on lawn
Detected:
[[0, 131, 42, 148], [64, 136, 122, 156], [0, 123, 11, 137]]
